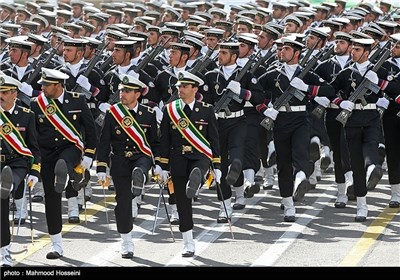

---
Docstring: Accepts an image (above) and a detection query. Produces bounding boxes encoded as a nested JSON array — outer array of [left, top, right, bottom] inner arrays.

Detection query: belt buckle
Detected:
[[0, 155, 4, 162], [124, 151, 133, 158], [182, 145, 192, 154]]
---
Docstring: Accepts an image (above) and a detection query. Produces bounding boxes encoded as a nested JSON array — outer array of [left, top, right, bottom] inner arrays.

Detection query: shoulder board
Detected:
[[72, 92, 80, 98], [201, 101, 211, 107], [147, 106, 154, 113], [22, 107, 31, 113], [139, 104, 154, 113]]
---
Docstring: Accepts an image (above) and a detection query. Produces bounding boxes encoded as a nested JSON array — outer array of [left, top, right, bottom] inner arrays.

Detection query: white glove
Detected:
[[290, 77, 309, 92], [77, 75, 91, 91], [263, 107, 279, 120], [340, 100, 354, 112], [364, 70, 379, 85], [81, 156, 93, 170], [153, 165, 162, 176], [214, 169, 222, 184], [227, 80, 241, 95], [376, 97, 389, 109], [153, 106, 163, 124], [314, 96, 330, 108], [27, 175, 39, 188], [20, 82, 33, 97], [97, 172, 107, 182], [161, 170, 169, 184], [99, 102, 111, 113]]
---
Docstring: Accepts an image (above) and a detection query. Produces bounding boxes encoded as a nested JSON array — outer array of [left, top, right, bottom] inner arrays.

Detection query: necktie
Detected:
[[129, 110, 136, 117], [54, 99, 62, 108], [184, 104, 191, 118], [4, 111, 11, 118]]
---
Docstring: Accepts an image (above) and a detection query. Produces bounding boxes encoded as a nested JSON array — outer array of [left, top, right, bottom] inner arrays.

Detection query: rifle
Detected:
[[164, 46, 216, 105], [214, 49, 262, 114], [99, 54, 114, 73], [249, 48, 276, 75], [319, 44, 335, 63], [369, 41, 390, 64], [299, 38, 321, 67], [260, 47, 327, 130], [17, 42, 62, 106], [72, 41, 110, 100], [335, 47, 391, 126]]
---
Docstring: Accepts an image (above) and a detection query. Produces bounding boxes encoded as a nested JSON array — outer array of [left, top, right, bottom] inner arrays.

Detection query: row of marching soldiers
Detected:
[[1, 0, 400, 266]]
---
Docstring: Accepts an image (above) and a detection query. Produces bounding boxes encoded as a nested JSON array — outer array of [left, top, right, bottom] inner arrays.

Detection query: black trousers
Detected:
[[345, 118, 380, 197], [41, 146, 81, 235], [326, 109, 351, 184], [382, 110, 400, 184], [310, 110, 330, 147], [217, 117, 246, 201], [1, 165, 27, 248], [274, 117, 310, 198], [171, 158, 209, 233], [243, 111, 261, 172], [110, 155, 152, 234]]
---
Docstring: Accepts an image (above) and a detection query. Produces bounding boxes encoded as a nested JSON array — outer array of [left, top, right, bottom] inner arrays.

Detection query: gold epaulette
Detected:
[[22, 107, 31, 113], [212, 157, 221, 164], [85, 148, 96, 155], [31, 163, 41, 172], [72, 92, 80, 98], [159, 157, 169, 164], [97, 161, 108, 168], [201, 101, 211, 107]]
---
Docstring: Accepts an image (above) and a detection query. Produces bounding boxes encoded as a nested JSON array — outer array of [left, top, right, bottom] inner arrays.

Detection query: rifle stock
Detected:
[[214, 49, 262, 114], [335, 47, 391, 126]]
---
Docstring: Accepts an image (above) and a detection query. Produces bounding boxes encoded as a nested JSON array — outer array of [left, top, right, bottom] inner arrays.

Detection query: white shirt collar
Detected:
[[335, 55, 350, 69], [284, 63, 298, 80], [355, 60, 370, 75], [67, 59, 84, 77], [222, 63, 237, 80], [181, 99, 195, 110], [118, 64, 132, 74], [57, 90, 65, 104]]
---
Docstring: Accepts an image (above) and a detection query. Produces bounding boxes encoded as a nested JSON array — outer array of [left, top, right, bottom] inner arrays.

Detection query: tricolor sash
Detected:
[[166, 100, 212, 160], [0, 110, 34, 159], [37, 93, 84, 152], [109, 103, 153, 158]]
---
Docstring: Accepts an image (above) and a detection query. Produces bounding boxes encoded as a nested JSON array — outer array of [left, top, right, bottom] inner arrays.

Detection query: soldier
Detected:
[[97, 74, 159, 258], [156, 71, 221, 257], [258, 37, 335, 222], [30, 68, 97, 259], [0, 74, 41, 267]]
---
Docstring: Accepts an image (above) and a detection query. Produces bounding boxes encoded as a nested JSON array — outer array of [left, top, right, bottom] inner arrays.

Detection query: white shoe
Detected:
[[120, 232, 134, 258], [132, 197, 138, 219], [182, 230, 195, 257], [334, 183, 348, 208], [355, 196, 368, 222], [217, 198, 232, 223], [47, 233, 63, 259]]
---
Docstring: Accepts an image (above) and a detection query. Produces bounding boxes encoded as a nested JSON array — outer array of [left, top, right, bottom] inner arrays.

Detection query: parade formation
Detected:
[[0, 0, 399, 267]]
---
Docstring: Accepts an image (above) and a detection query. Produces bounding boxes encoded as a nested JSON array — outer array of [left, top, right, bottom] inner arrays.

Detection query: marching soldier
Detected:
[[156, 71, 221, 257], [96, 74, 159, 258], [30, 68, 97, 259], [258, 37, 335, 222], [0, 74, 41, 267]]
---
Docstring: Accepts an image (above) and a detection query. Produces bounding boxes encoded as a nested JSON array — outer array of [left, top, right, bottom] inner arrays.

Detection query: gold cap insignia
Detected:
[[122, 76, 129, 84], [178, 72, 184, 79], [122, 116, 133, 128], [0, 77, 4, 86]]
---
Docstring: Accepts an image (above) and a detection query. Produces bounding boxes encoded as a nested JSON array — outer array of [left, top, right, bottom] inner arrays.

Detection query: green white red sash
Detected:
[[0, 110, 33, 158], [37, 93, 84, 152], [109, 103, 153, 158], [166, 100, 212, 160]]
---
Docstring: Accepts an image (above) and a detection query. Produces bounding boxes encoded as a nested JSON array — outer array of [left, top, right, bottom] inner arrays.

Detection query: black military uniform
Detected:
[[30, 68, 97, 259], [97, 74, 159, 258], [258, 37, 335, 221], [157, 71, 220, 257], [0, 74, 41, 267], [202, 42, 266, 222]]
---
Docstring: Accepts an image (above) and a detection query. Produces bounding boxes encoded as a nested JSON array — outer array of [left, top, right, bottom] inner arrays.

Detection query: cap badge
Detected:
[[0, 77, 4, 85], [178, 72, 184, 79], [122, 76, 129, 85]]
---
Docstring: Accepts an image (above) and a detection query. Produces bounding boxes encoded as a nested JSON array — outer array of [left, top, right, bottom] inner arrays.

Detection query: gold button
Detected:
[[126, 139, 129, 141], [55, 138, 58, 141], [126, 146, 129, 149], [63, 137, 66, 140]]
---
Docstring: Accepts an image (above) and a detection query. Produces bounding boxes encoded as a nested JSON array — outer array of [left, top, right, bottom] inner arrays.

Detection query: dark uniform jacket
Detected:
[[381, 58, 400, 114], [96, 103, 159, 176], [157, 100, 221, 176], [1, 105, 41, 178], [0, 61, 42, 94], [30, 91, 98, 160], [153, 66, 191, 104]]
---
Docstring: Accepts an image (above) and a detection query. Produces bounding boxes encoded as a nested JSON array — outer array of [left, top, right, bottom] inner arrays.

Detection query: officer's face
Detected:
[[258, 32, 271, 49], [9, 47, 26, 64], [147, 31, 159, 46], [72, 5, 83, 18], [177, 84, 197, 101], [351, 45, 368, 63], [306, 34, 319, 49], [391, 42, 400, 58], [169, 49, 183, 67], [63, 46, 81, 63], [284, 22, 298, 34], [334, 39, 350, 56], [239, 43, 252, 58], [112, 48, 128, 65], [218, 49, 236, 66], [237, 24, 250, 34], [0, 90, 17, 110], [206, 36, 219, 49], [120, 89, 141, 107]]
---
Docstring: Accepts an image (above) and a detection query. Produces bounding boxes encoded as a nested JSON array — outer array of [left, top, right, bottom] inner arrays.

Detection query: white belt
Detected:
[[244, 101, 253, 107], [278, 105, 306, 112], [218, 110, 244, 119], [328, 103, 339, 109], [354, 104, 376, 110], [88, 103, 97, 109]]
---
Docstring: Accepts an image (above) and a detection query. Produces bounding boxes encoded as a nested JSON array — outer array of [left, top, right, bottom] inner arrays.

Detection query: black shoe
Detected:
[[244, 186, 254, 198], [225, 159, 242, 186], [334, 202, 346, 208], [54, 159, 68, 193], [46, 251, 62, 259], [232, 203, 245, 210], [108, 185, 115, 191], [186, 168, 202, 199], [324, 167, 334, 174], [355, 216, 367, 222], [131, 167, 144, 197], [367, 165, 383, 191], [0, 166, 13, 199], [283, 216, 295, 222], [309, 142, 320, 162], [182, 251, 195, 257], [84, 195, 91, 202], [71, 170, 83, 191], [13, 218, 25, 225], [9, 202, 16, 212], [293, 179, 308, 202], [32, 195, 43, 203], [280, 204, 284, 210], [68, 216, 80, 224], [170, 218, 180, 225], [217, 217, 230, 224], [78, 169, 91, 191], [320, 156, 331, 171], [121, 252, 133, 259], [389, 201, 400, 208], [263, 183, 273, 190], [346, 185, 356, 201], [254, 175, 263, 183]]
